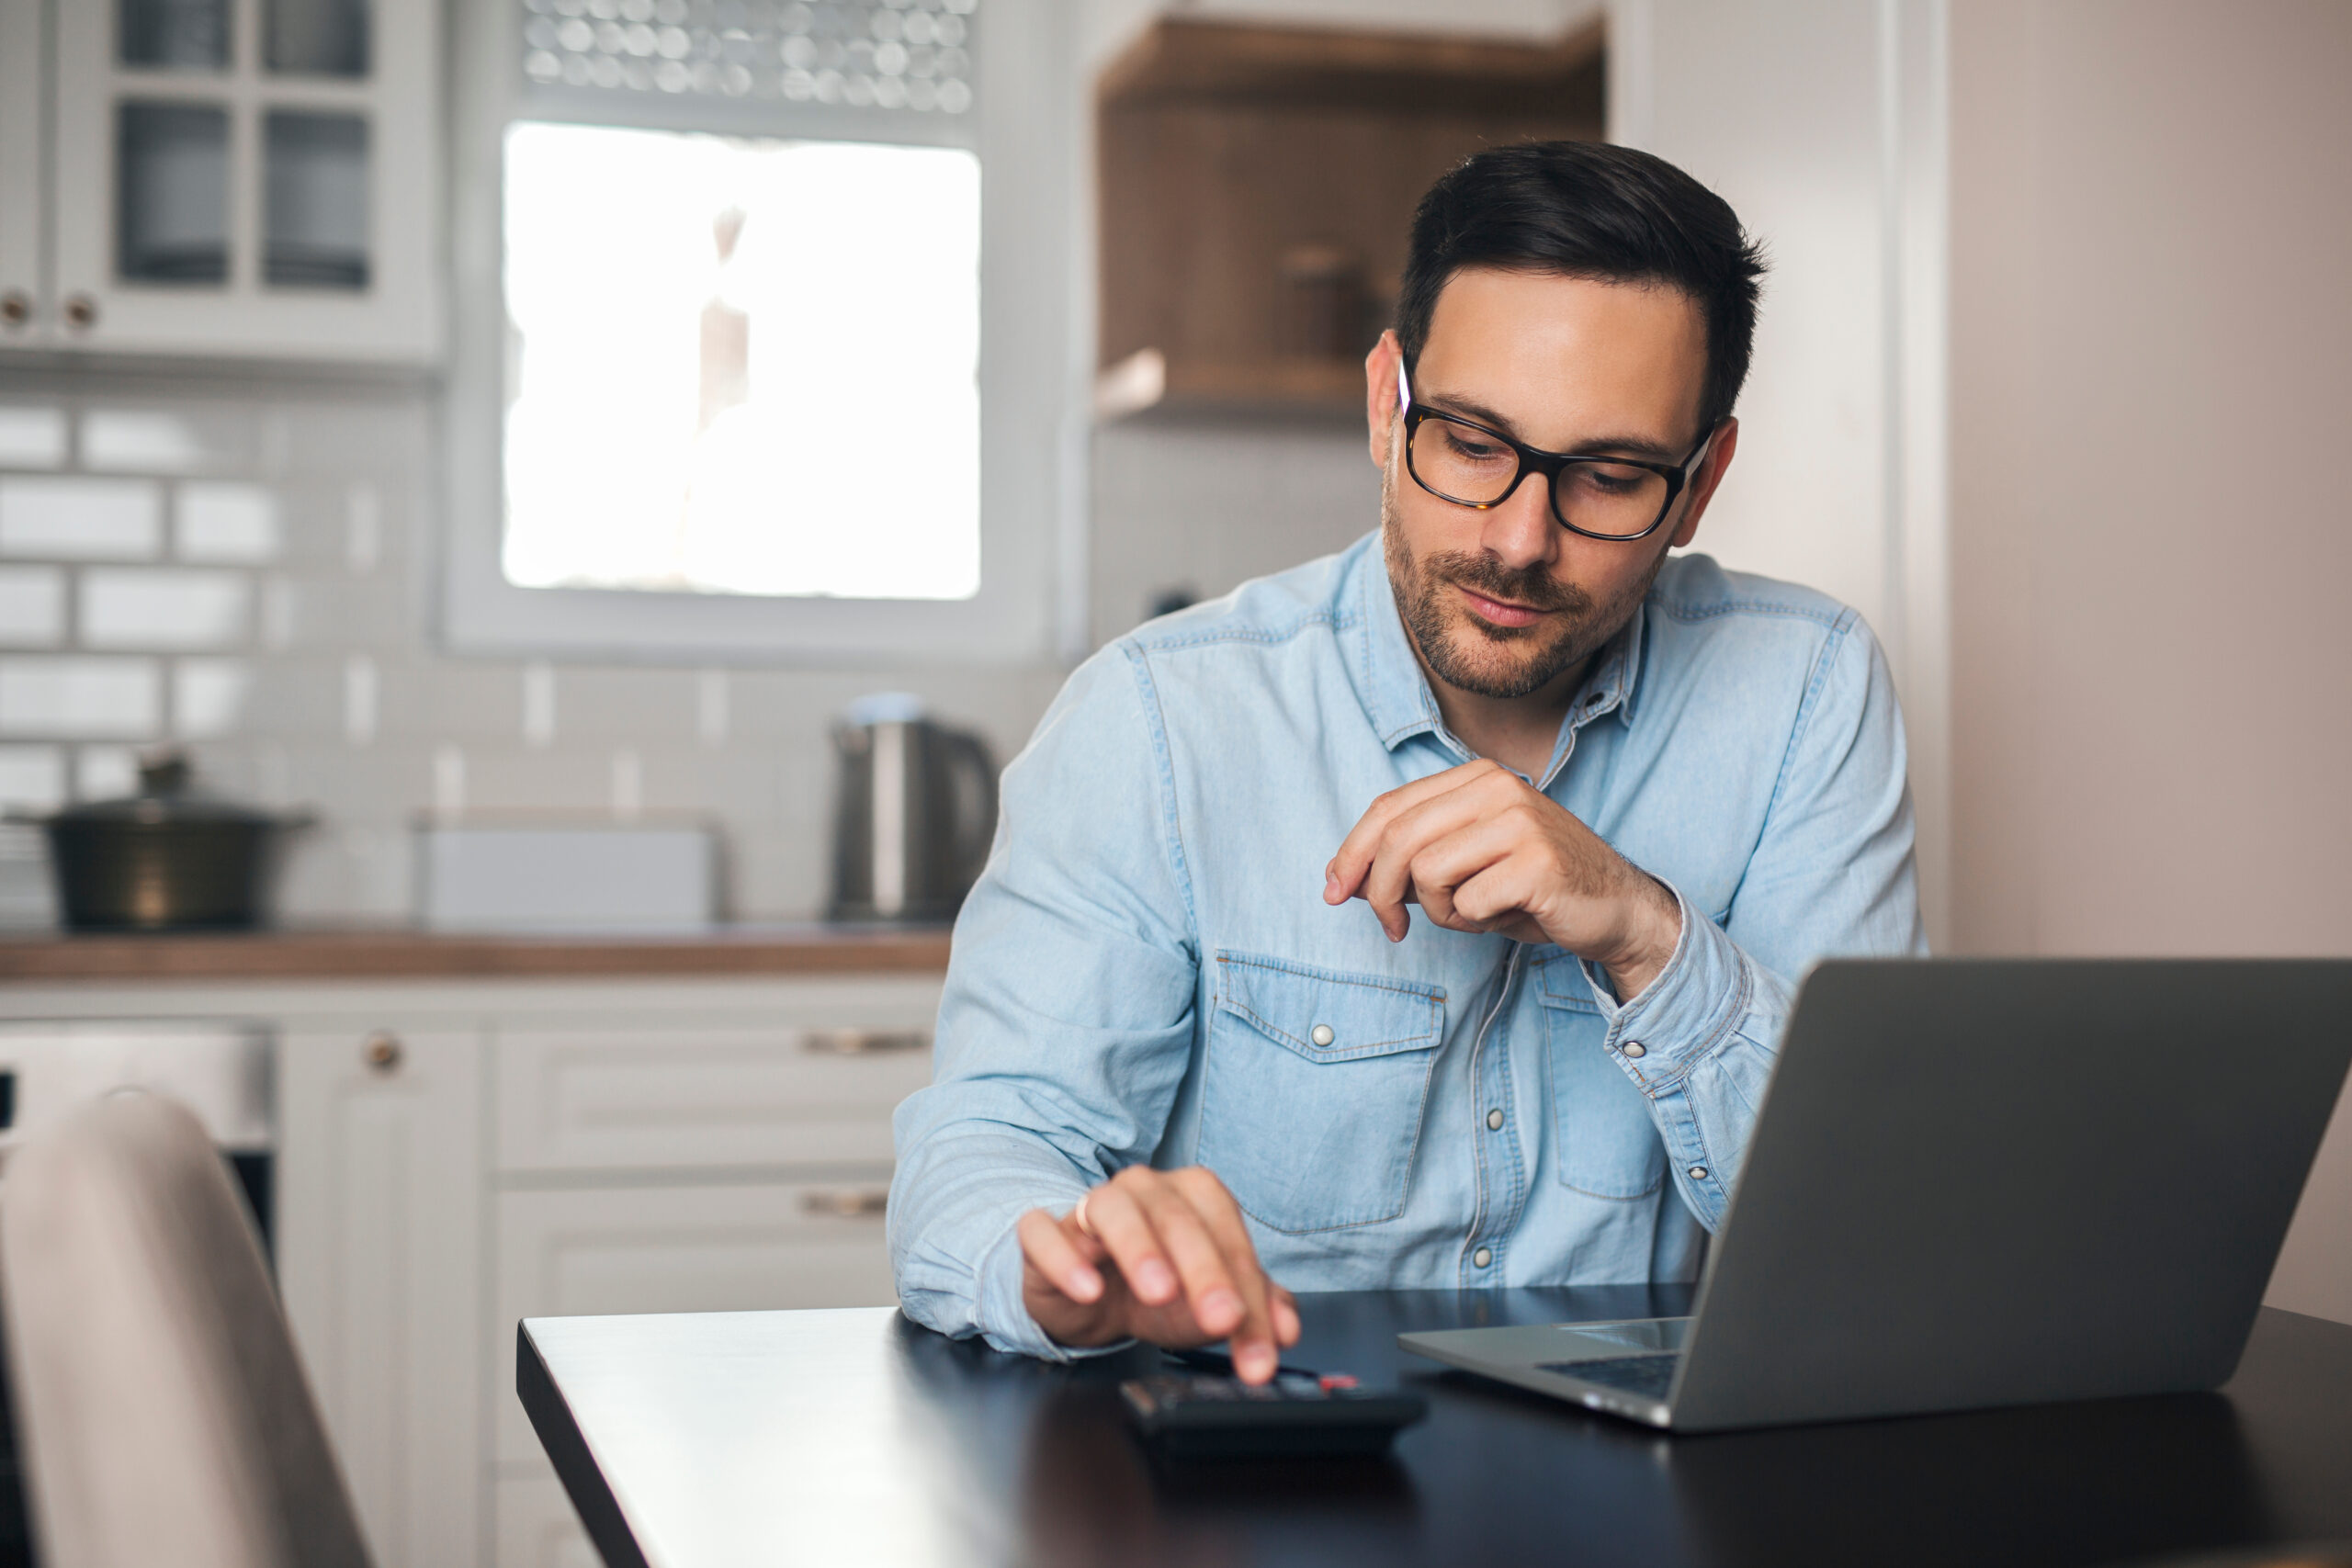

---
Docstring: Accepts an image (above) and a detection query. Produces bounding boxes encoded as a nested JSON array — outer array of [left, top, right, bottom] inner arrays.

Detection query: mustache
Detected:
[[1422, 550, 1594, 616]]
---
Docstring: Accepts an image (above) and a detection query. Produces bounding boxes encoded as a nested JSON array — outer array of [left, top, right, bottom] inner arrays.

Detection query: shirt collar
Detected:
[[1350, 538, 1652, 759], [1351, 541, 1448, 751]]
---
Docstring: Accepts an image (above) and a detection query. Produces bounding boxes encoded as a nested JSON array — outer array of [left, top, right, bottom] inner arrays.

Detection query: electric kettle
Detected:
[[827, 694, 999, 923]]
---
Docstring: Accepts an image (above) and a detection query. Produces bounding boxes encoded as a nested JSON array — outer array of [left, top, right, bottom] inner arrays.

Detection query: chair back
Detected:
[[0, 1090, 370, 1568]]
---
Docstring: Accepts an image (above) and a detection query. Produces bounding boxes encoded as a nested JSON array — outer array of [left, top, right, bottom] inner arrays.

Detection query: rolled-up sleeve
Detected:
[[1579, 609, 1926, 1228], [888, 646, 1200, 1358]]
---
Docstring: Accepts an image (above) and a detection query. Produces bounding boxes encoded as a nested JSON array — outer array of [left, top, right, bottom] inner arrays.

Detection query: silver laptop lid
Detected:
[[1663, 958, 2352, 1431]]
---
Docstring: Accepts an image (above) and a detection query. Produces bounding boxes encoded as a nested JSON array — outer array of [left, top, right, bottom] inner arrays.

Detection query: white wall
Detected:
[[1948, 0, 2352, 1324], [1609, 0, 1951, 947]]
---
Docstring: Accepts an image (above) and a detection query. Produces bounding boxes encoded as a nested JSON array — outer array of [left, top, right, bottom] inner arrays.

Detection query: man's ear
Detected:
[[1669, 417, 1739, 549], [1365, 331, 1403, 469]]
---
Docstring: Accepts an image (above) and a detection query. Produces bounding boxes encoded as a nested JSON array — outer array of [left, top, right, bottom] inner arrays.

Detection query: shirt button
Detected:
[[1310, 1024, 1335, 1047], [1486, 1108, 1504, 1131], [1473, 1247, 1493, 1269], [1622, 1041, 1646, 1059], [1688, 1166, 1709, 1181]]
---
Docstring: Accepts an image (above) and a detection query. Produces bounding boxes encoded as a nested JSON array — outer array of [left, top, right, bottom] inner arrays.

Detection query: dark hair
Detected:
[[1396, 141, 1767, 434]]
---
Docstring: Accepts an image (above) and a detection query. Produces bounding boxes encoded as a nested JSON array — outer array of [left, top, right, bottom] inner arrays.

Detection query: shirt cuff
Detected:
[[974, 1209, 1136, 1363], [1577, 878, 1754, 1088]]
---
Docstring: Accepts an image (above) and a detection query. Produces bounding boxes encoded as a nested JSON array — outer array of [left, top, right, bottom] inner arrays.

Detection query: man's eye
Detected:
[[1572, 463, 1649, 495], [1442, 427, 1509, 462]]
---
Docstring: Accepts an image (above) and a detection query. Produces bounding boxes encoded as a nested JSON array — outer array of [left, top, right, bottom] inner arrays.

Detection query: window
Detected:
[[442, 0, 1074, 662], [501, 125, 981, 600]]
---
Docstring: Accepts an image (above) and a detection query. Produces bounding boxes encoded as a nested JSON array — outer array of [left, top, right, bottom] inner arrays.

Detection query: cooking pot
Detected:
[[15, 750, 311, 931]]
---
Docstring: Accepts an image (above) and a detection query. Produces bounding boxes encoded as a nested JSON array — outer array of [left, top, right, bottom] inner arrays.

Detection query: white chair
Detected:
[[0, 1090, 370, 1568]]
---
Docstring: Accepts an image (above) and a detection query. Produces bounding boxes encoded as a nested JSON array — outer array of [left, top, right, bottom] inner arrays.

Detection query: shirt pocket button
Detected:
[[1310, 1024, 1335, 1046]]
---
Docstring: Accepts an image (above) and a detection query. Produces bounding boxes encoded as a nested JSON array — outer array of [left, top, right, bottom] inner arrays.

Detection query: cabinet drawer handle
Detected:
[[802, 1029, 928, 1056], [362, 1031, 402, 1074], [0, 290, 28, 328], [801, 1187, 889, 1219], [62, 294, 97, 331]]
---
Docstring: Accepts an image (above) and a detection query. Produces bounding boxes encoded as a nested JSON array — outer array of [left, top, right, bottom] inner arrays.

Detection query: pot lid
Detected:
[[40, 750, 287, 829]]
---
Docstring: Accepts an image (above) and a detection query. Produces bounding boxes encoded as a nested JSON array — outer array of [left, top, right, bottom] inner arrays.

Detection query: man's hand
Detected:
[[1018, 1165, 1300, 1382], [1325, 759, 1683, 998]]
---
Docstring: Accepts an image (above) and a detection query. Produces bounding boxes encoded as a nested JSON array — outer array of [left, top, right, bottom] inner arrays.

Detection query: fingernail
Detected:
[[1069, 1266, 1102, 1301], [1238, 1345, 1275, 1382], [1136, 1260, 1177, 1301], [1201, 1289, 1241, 1331]]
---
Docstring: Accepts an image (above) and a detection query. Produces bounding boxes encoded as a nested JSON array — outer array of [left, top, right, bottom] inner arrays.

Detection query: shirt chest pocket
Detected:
[[1538, 962, 1667, 1201], [1196, 952, 1447, 1235]]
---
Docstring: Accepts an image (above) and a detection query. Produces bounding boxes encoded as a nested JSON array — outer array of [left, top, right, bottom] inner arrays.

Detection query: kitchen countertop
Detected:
[[0, 926, 953, 981]]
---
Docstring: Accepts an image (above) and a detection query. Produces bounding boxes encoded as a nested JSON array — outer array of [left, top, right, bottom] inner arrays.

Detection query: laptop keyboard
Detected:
[[1535, 1353, 1681, 1400]]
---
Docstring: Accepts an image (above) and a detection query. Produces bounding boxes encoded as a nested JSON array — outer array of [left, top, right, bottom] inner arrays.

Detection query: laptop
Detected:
[[1398, 959, 2352, 1433]]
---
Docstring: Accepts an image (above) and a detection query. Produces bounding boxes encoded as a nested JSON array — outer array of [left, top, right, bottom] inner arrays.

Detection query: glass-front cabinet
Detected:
[[0, 0, 43, 338], [0, 0, 438, 363]]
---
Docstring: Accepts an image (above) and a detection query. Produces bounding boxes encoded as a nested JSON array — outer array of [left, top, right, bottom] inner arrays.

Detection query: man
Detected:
[[888, 141, 1923, 1383]]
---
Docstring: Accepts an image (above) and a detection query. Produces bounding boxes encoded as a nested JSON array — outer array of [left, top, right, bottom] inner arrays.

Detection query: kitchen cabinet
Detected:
[[0, 956, 943, 1568], [277, 1020, 486, 1568], [0, 0, 440, 363], [0, 0, 40, 336], [1094, 17, 1604, 420]]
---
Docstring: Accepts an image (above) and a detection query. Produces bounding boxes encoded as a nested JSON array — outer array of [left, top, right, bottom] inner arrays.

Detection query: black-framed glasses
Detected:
[[1396, 363, 1717, 542]]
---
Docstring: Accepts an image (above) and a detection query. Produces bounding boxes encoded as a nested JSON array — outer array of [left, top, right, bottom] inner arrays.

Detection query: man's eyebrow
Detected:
[[1419, 388, 1686, 463]]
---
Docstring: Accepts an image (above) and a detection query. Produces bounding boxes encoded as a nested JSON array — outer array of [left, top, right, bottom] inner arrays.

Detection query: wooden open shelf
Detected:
[[1095, 17, 1605, 421]]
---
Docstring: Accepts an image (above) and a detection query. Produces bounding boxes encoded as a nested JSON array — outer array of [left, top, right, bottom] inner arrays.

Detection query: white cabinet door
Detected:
[[495, 1023, 937, 1174], [0, 0, 40, 344], [492, 1181, 898, 1463], [48, 0, 441, 362], [277, 1021, 486, 1568]]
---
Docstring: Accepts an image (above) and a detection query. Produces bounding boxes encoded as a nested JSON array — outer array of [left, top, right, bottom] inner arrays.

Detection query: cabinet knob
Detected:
[[0, 290, 28, 328], [62, 294, 97, 331], [362, 1031, 403, 1074]]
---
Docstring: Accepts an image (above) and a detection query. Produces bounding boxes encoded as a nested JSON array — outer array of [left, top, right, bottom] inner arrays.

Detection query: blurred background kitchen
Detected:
[[0, 0, 2346, 1564]]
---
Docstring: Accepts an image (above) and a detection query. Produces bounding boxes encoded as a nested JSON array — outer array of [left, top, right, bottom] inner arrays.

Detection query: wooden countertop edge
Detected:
[[0, 929, 955, 981]]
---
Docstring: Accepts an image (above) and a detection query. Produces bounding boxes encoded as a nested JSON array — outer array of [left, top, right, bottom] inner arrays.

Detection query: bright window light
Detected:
[[501, 122, 981, 600]]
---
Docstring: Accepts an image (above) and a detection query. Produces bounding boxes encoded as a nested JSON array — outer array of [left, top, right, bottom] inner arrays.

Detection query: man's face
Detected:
[[1369, 266, 1734, 703]]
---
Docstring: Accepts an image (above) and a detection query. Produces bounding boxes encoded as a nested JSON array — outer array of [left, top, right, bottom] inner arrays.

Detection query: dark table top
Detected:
[[519, 1287, 2352, 1568]]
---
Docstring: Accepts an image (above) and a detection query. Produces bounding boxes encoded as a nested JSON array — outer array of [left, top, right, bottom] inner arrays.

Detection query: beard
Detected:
[[1381, 468, 1663, 702]]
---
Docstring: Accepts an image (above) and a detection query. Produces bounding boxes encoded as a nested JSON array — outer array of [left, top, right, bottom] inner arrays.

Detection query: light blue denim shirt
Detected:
[[890, 533, 1923, 1358]]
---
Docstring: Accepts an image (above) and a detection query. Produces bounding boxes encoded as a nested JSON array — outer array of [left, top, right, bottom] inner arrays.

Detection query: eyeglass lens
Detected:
[[1408, 415, 1670, 539]]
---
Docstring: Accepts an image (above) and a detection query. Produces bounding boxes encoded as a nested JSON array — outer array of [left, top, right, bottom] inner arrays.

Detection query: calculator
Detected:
[[1117, 1371, 1428, 1459]]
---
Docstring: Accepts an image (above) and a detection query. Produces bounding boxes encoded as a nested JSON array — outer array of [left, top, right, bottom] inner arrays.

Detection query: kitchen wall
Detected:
[[0, 373, 1066, 925], [1946, 0, 2352, 1324]]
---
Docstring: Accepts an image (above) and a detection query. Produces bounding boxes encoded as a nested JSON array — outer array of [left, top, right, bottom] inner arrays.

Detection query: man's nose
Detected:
[[1479, 471, 1557, 571]]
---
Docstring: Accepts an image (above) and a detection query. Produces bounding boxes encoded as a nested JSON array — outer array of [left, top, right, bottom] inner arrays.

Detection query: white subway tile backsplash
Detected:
[[0, 477, 164, 559], [0, 568, 65, 647], [80, 407, 254, 474], [262, 574, 296, 649], [0, 658, 161, 738], [345, 482, 380, 573], [174, 658, 251, 738], [177, 483, 280, 562], [522, 660, 556, 748], [432, 742, 465, 817], [0, 744, 66, 810], [0, 409, 68, 469], [344, 653, 377, 745], [79, 570, 251, 649], [74, 745, 141, 800]]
